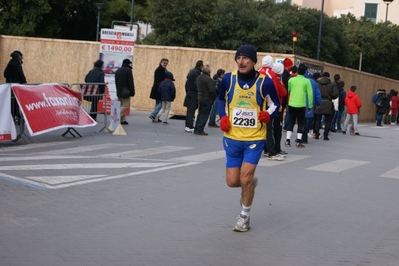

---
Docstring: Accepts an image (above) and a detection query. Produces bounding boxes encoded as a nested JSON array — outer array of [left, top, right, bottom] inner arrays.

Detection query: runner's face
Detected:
[[236, 56, 255, 74]]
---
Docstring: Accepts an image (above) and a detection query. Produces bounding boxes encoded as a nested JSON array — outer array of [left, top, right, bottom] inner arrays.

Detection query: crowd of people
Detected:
[[145, 45, 399, 232], [3, 47, 398, 233]]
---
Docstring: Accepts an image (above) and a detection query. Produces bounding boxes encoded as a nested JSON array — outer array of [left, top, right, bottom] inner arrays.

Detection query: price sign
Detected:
[[100, 45, 133, 55]]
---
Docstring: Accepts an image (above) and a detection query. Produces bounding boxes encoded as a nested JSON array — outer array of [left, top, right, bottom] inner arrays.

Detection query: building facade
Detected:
[[273, 0, 399, 25]]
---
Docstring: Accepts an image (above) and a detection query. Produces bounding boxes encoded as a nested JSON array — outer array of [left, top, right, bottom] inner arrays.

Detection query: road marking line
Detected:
[[25, 175, 108, 185], [257, 155, 310, 167], [171, 150, 225, 162], [1, 161, 200, 189], [380, 167, 399, 179], [0, 155, 98, 162], [102, 146, 193, 158], [306, 159, 369, 173], [0, 142, 63, 152], [33, 143, 134, 155], [0, 162, 174, 170]]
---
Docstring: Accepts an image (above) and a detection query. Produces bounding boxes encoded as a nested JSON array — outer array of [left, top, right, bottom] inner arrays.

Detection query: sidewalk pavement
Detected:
[[1, 110, 399, 266]]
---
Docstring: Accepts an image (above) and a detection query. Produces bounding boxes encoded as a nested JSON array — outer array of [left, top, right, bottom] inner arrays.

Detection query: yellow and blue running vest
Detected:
[[224, 71, 267, 141]]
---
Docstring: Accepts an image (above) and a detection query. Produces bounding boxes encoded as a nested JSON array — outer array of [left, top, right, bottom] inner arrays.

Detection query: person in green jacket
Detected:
[[285, 63, 313, 148]]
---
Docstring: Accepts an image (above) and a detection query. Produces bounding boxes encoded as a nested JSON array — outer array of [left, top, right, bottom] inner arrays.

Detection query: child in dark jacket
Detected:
[[155, 71, 176, 124]]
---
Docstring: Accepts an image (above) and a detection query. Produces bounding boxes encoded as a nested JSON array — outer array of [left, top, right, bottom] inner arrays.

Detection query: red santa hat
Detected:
[[283, 58, 293, 70]]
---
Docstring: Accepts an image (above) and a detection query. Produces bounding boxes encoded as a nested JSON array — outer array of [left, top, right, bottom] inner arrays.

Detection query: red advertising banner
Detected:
[[12, 83, 96, 136]]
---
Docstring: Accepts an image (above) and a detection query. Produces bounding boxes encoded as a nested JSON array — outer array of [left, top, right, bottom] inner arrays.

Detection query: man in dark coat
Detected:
[[184, 60, 203, 133], [384, 89, 395, 124], [4, 52, 27, 84], [194, 65, 216, 135], [208, 68, 225, 127], [84, 60, 105, 121], [115, 59, 135, 125], [4, 51, 27, 123], [330, 77, 346, 132], [314, 72, 339, 140], [149, 58, 168, 122]]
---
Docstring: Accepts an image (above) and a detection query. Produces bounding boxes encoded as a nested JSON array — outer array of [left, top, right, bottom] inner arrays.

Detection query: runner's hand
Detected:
[[258, 111, 270, 123], [220, 116, 231, 132]]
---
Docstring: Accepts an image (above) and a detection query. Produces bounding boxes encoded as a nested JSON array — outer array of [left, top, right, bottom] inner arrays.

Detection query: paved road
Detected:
[[1, 111, 399, 266]]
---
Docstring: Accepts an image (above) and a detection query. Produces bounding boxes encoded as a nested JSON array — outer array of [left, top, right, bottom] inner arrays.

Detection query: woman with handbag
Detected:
[[313, 72, 339, 140]]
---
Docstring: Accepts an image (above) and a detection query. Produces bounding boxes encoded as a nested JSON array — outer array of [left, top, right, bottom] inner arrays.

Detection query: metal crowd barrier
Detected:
[[10, 88, 33, 143], [67, 83, 110, 136], [3, 82, 109, 143]]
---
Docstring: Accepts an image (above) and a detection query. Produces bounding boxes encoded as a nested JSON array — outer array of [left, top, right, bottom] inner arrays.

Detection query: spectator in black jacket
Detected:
[[184, 60, 203, 133], [330, 74, 346, 132], [384, 89, 395, 124], [115, 59, 135, 125], [4, 52, 26, 84], [194, 65, 216, 135], [208, 68, 225, 128], [4, 51, 27, 123], [149, 58, 168, 123], [374, 89, 390, 126], [84, 60, 105, 121]]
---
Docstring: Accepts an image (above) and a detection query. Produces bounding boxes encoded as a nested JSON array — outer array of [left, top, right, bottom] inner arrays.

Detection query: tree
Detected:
[[0, 0, 150, 41], [0, 0, 52, 36], [1, 0, 398, 78], [143, 0, 217, 47]]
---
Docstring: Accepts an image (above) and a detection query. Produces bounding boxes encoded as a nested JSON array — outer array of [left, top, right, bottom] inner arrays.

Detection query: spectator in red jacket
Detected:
[[390, 90, 398, 125], [342, 85, 362, 136]]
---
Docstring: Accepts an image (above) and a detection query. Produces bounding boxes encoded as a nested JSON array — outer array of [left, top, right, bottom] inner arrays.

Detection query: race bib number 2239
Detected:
[[232, 107, 257, 128]]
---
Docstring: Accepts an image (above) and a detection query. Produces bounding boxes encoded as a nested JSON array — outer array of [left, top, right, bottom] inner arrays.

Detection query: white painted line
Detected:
[[103, 146, 193, 158], [7, 161, 199, 189], [1, 161, 201, 188], [0, 155, 97, 162], [257, 154, 310, 167], [380, 167, 399, 179], [0, 142, 63, 152], [0, 172, 48, 189], [52, 162, 200, 189], [171, 150, 226, 162], [0, 162, 174, 170], [306, 159, 369, 173], [33, 143, 134, 155], [25, 175, 108, 185], [370, 126, 389, 129]]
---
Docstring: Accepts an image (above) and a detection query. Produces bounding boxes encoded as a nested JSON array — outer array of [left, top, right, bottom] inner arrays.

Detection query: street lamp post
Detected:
[[292, 31, 298, 54], [94, 2, 104, 42], [130, 0, 135, 30], [316, 0, 325, 60], [383, 0, 394, 33]]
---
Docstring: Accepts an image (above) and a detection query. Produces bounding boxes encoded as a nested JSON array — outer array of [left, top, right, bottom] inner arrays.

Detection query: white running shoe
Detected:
[[268, 154, 285, 161], [233, 214, 250, 232], [185, 127, 194, 133]]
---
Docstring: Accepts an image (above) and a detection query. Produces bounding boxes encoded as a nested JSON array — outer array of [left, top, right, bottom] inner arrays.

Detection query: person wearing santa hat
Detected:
[[258, 56, 287, 160]]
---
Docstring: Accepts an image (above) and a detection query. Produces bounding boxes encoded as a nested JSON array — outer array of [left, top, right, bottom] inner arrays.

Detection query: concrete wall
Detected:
[[1, 35, 398, 122]]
